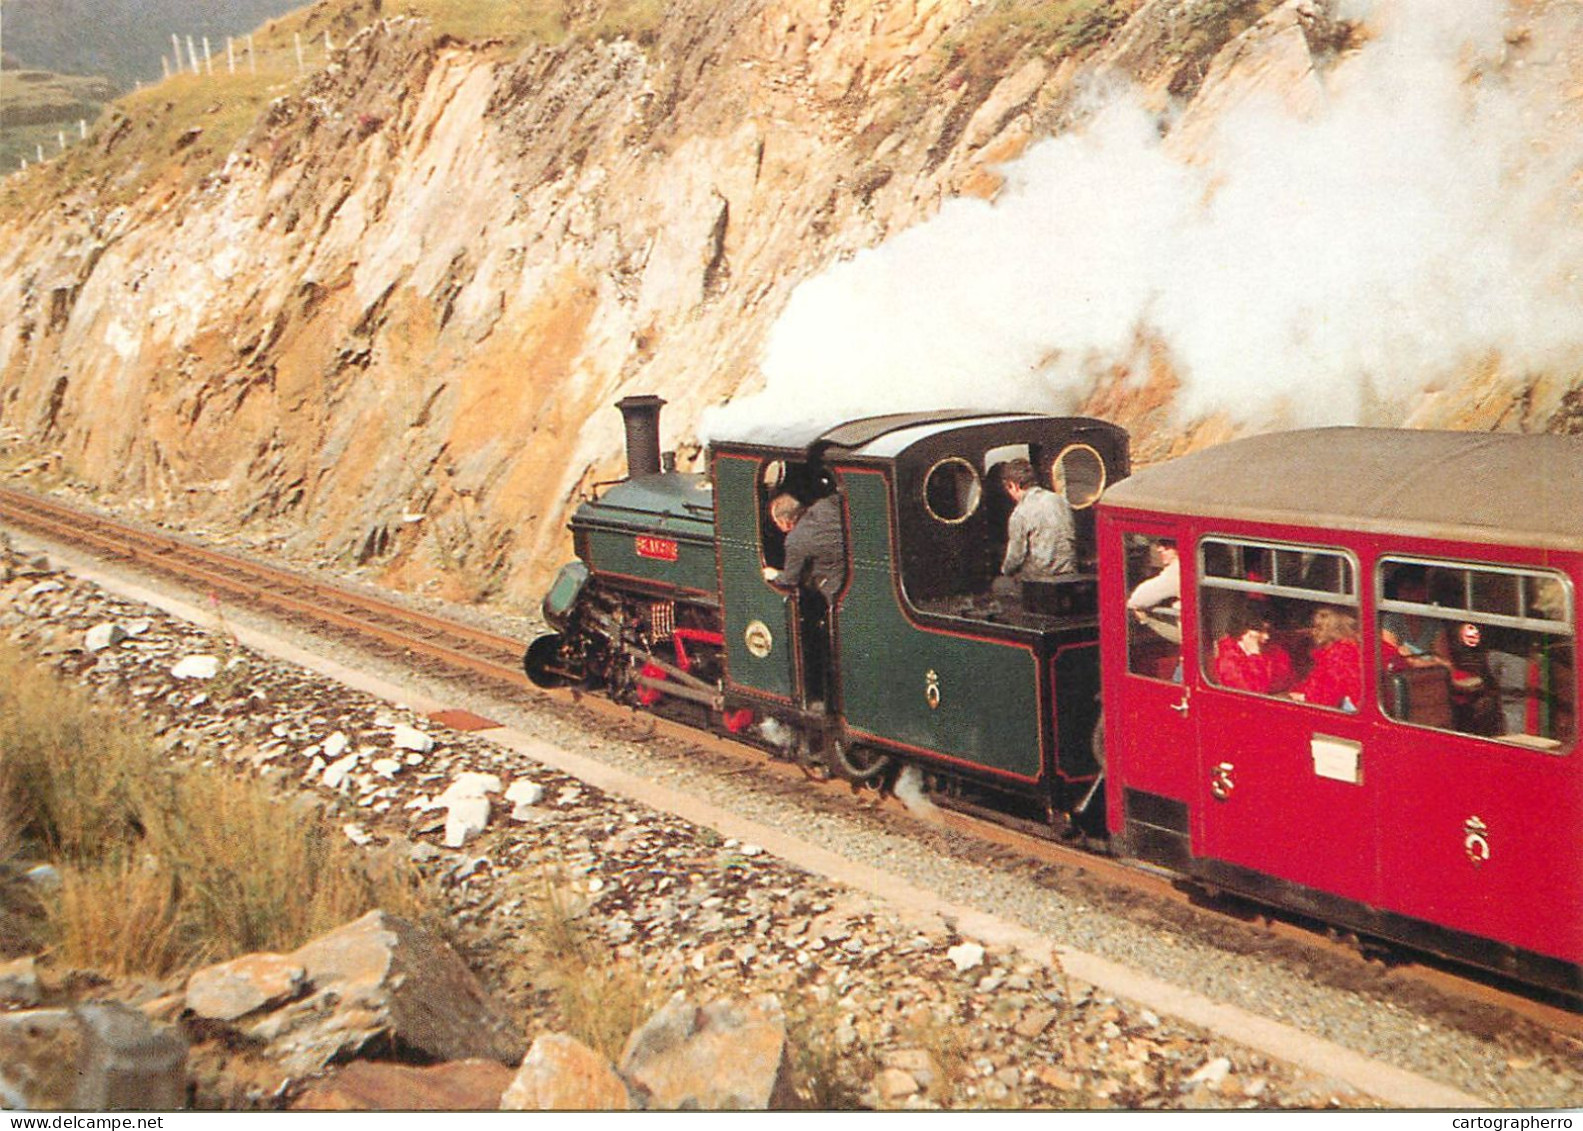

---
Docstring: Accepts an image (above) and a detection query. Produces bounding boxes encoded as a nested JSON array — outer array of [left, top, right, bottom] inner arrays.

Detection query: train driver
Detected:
[[762, 493, 846, 600], [763, 492, 847, 711]]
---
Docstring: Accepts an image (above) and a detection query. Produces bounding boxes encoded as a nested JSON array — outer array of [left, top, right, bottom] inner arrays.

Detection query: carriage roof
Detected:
[[1100, 428, 1583, 552]]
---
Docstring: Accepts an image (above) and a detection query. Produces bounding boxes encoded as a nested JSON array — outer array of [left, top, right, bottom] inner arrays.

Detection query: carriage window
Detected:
[[1378, 558, 1574, 751], [1198, 539, 1360, 709], [1125, 533, 1182, 681]]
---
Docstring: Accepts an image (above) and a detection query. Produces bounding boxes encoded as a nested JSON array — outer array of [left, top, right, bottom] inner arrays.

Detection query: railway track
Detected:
[[1, 482, 1577, 1043]]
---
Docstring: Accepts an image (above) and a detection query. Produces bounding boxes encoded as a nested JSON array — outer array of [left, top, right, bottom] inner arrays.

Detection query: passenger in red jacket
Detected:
[[1212, 608, 1293, 694], [1290, 606, 1363, 711]]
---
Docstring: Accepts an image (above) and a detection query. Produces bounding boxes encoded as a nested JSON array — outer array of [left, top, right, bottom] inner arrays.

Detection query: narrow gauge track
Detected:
[[1, 483, 1577, 1043]]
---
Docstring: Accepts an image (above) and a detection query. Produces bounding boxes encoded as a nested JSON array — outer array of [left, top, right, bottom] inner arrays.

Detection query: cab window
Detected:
[[1377, 558, 1574, 750], [1198, 538, 1360, 709]]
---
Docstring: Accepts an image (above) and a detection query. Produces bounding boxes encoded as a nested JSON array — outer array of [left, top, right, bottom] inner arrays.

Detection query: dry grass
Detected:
[[521, 866, 665, 1061], [0, 643, 424, 977], [932, 0, 1134, 87], [782, 995, 870, 1109]]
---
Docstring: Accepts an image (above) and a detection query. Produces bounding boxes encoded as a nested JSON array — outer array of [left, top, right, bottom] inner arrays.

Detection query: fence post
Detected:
[[172, 34, 181, 77], [203, 36, 213, 75], [187, 35, 200, 76], [227, 36, 235, 75], [294, 32, 305, 73], [248, 34, 257, 74]]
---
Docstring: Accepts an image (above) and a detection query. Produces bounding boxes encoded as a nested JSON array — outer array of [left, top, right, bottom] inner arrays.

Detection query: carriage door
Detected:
[[1105, 524, 1197, 833], [1192, 540, 1377, 905]]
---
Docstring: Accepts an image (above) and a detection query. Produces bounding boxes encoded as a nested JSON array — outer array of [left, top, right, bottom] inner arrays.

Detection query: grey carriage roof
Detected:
[[1100, 428, 1583, 552]]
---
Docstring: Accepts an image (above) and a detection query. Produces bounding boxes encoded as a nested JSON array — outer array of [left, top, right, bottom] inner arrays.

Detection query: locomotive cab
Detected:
[[713, 410, 1129, 815]]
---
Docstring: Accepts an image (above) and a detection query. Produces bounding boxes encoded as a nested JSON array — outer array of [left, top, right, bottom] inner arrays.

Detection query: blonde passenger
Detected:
[[1291, 607, 1362, 711]]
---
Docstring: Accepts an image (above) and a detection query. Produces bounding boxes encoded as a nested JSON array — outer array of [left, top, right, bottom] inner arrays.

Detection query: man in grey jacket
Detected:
[[996, 458, 1076, 594]]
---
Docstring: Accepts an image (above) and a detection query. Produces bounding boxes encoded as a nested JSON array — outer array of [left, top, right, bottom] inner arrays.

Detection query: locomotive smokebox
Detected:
[[616, 394, 667, 479]]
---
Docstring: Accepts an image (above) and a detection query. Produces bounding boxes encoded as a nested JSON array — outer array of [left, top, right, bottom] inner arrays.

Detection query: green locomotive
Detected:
[[527, 396, 1130, 823]]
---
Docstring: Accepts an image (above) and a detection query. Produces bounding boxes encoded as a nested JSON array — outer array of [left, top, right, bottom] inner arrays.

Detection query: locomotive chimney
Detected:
[[616, 394, 666, 479]]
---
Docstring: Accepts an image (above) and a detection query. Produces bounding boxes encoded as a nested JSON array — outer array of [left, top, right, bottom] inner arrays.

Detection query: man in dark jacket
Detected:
[[763, 492, 846, 711], [763, 493, 846, 600]]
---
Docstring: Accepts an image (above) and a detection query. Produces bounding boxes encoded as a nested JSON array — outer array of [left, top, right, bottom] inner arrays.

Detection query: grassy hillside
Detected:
[[0, 0, 670, 209]]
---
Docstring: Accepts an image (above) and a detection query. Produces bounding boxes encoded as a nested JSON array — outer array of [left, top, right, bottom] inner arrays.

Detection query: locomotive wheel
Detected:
[[826, 738, 892, 784]]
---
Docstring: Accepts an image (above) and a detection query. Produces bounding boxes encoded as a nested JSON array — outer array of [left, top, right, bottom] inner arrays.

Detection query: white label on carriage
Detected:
[[1311, 735, 1363, 785]]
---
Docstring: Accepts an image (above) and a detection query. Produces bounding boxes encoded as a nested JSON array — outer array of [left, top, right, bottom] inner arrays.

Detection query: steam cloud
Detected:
[[704, 0, 1583, 441]]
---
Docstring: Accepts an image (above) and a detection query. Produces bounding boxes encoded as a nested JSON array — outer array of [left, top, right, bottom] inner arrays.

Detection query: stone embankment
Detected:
[[0, 540, 1388, 1109]]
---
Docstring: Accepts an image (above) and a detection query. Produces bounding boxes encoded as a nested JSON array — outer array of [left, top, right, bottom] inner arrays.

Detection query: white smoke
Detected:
[[703, 0, 1583, 440]]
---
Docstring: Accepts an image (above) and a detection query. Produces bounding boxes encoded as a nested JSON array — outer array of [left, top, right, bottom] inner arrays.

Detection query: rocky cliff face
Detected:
[[0, 0, 1578, 608]]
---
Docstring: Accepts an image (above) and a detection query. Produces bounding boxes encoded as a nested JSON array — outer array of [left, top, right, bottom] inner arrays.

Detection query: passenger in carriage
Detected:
[[1289, 606, 1362, 711], [1380, 567, 1455, 674], [1212, 607, 1294, 694], [1127, 538, 1181, 644], [992, 458, 1076, 599]]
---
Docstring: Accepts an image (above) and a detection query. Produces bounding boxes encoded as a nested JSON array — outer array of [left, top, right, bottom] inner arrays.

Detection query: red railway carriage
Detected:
[[1095, 428, 1582, 997]]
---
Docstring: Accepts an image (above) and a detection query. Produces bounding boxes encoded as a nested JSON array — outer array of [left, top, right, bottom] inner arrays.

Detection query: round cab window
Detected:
[[923, 457, 982, 524], [1052, 443, 1106, 509]]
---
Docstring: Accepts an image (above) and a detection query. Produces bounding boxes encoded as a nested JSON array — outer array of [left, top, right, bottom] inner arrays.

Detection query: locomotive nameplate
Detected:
[[635, 535, 679, 562], [1311, 735, 1362, 785]]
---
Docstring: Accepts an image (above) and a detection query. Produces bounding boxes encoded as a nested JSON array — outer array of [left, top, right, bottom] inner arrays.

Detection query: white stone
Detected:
[[1188, 1057, 1233, 1087], [504, 779, 544, 805], [24, 580, 62, 597], [392, 724, 434, 753], [322, 731, 350, 759], [171, 655, 220, 680], [947, 943, 985, 972], [84, 622, 127, 652], [322, 751, 361, 791], [504, 779, 544, 820], [444, 795, 491, 848], [343, 824, 373, 846], [371, 758, 402, 778], [123, 618, 153, 637], [439, 772, 502, 805]]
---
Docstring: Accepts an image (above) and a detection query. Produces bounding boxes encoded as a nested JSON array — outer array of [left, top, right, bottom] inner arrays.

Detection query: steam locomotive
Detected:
[[527, 396, 1582, 1002]]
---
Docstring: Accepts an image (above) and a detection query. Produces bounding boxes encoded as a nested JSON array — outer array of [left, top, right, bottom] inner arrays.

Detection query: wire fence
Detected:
[[4, 25, 341, 173]]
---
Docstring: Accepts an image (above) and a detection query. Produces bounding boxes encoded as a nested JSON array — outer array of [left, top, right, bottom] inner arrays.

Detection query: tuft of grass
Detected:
[[521, 867, 665, 1061], [587, 0, 667, 46], [931, 0, 1134, 89], [0, 643, 425, 977], [782, 996, 870, 1110], [48, 858, 186, 978]]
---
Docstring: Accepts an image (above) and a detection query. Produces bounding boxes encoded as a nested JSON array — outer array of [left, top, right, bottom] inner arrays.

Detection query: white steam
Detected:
[[704, 0, 1583, 440]]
